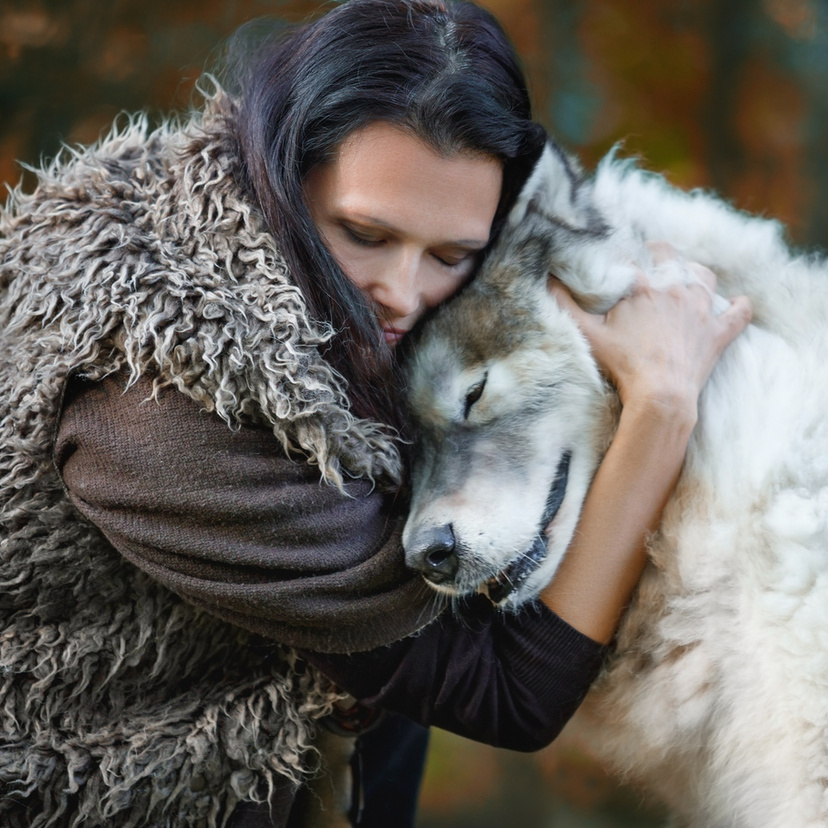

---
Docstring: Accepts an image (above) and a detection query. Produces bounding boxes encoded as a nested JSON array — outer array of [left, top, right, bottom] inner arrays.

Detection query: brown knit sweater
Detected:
[[55, 372, 443, 652]]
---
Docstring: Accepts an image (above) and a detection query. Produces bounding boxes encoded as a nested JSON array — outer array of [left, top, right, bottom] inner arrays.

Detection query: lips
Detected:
[[486, 450, 572, 604], [383, 326, 407, 346]]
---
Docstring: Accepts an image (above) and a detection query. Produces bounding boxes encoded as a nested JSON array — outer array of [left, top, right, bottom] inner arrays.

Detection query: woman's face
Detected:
[[304, 121, 503, 347]]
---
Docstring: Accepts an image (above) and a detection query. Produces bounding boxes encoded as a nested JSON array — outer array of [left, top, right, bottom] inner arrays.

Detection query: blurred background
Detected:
[[2, 0, 826, 824], [4, 0, 828, 246]]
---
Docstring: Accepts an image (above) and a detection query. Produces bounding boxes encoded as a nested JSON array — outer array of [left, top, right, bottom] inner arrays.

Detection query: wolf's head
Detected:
[[402, 141, 622, 608]]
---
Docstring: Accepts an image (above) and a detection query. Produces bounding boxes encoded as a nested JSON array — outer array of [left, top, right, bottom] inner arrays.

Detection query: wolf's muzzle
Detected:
[[486, 450, 572, 603]]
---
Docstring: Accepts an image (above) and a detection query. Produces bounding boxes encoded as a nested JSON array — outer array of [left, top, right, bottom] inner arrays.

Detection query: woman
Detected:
[[0, 0, 750, 826]]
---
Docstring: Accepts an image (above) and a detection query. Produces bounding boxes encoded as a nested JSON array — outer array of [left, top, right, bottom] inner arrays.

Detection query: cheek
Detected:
[[423, 265, 475, 309], [325, 238, 379, 292]]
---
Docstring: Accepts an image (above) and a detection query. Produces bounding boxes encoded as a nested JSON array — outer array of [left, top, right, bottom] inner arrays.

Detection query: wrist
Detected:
[[619, 386, 698, 438]]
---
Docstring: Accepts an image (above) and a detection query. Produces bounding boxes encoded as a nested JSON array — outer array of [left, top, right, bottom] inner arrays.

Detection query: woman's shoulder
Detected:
[[56, 370, 342, 494]]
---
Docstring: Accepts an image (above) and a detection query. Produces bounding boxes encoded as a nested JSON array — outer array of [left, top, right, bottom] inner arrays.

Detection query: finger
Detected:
[[645, 241, 679, 264], [716, 295, 753, 347], [548, 277, 584, 314], [629, 268, 652, 294], [688, 262, 717, 293], [548, 277, 605, 331], [645, 241, 718, 294]]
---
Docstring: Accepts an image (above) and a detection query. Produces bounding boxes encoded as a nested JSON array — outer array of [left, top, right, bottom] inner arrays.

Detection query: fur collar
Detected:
[[0, 88, 401, 489]]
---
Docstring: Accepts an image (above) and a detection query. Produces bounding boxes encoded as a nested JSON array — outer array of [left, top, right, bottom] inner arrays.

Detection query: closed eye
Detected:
[[434, 251, 474, 270], [463, 374, 487, 419], [343, 224, 384, 247]]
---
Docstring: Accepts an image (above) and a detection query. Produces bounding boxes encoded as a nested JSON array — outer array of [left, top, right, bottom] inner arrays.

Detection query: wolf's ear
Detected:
[[506, 140, 595, 233]]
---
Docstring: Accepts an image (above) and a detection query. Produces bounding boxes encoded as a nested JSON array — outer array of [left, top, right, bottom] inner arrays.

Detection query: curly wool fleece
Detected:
[[0, 92, 402, 827]]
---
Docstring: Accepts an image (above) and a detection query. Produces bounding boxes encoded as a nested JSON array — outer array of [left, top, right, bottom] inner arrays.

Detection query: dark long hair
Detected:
[[224, 0, 546, 428]]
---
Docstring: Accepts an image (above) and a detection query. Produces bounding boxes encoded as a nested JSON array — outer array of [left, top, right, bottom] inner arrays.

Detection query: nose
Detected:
[[371, 249, 424, 320], [406, 524, 459, 585]]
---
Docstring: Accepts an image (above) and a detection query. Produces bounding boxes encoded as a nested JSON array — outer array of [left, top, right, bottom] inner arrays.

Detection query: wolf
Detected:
[[402, 141, 828, 827]]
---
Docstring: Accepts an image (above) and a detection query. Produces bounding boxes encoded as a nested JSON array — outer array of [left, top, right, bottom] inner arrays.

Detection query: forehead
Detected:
[[315, 121, 503, 240]]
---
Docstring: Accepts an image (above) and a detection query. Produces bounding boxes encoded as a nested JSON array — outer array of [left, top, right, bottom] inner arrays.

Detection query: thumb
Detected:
[[547, 276, 605, 338], [716, 295, 753, 349]]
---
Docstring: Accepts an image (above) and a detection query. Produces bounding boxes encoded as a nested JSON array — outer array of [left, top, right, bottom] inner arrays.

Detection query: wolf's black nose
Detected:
[[409, 525, 459, 584]]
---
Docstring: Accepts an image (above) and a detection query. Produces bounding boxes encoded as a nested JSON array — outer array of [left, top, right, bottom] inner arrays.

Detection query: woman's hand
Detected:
[[549, 243, 753, 421], [540, 244, 752, 644]]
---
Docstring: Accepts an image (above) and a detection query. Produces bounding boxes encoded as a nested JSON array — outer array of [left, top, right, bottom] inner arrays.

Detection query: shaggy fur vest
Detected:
[[0, 94, 403, 827]]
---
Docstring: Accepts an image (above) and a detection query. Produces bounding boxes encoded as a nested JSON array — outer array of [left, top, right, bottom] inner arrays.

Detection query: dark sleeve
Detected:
[[306, 595, 605, 751], [55, 371, 605, 750]]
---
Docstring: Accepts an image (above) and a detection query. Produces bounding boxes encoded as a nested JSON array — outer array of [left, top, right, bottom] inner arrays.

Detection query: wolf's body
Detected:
[[402, 144, 828, 827]]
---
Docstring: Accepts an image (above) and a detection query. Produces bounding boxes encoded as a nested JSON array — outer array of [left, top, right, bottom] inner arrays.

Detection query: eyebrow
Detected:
[[343, 214, 491, 249]]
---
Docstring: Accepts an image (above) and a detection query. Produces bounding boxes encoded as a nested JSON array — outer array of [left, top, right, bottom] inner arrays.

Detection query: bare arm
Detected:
[[540, 251, 752, 643]]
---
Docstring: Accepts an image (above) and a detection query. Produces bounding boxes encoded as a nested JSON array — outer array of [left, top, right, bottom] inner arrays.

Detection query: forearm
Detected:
[[306, 594, 605, 751], [542, 254, 750, 644], [540, 396, 696, 644]]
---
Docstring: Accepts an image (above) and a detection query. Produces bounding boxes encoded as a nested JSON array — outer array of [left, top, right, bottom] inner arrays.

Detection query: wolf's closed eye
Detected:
[[463, 375, 487, 419]]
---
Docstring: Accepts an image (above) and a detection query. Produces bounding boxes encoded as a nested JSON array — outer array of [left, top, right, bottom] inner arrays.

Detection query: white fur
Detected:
[[538, 148, 828, 826]]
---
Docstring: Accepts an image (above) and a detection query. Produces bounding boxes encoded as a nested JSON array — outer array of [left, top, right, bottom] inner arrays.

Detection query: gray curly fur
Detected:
[[0, 88, 400, 826]]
